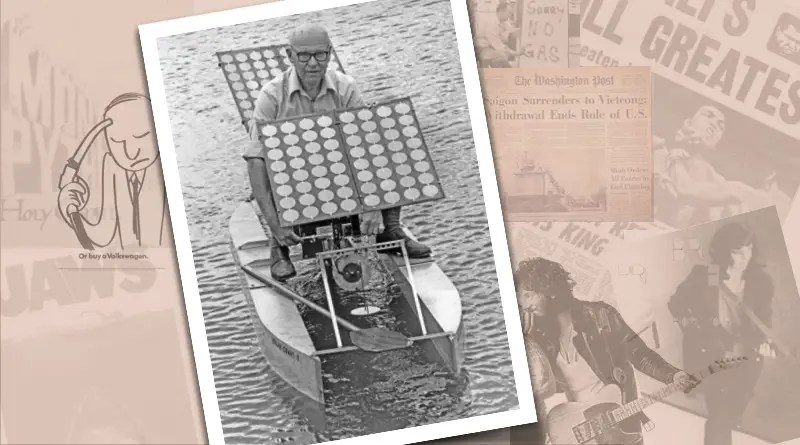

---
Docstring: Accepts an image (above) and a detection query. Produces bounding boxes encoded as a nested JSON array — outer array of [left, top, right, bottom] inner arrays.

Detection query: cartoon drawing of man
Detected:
[[57, 93, 168, 249]]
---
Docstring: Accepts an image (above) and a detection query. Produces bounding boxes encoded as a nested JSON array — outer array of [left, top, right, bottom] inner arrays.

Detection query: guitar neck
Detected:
[[610, 369, 708, 423]]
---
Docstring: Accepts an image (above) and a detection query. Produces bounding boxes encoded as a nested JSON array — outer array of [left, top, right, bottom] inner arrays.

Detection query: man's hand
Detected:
[[58, 178, 89, 225], [271, 226, 301, 246], [758, 341, 778, 360], [672, 370, 700, 393], [360, 210, 384, 236]]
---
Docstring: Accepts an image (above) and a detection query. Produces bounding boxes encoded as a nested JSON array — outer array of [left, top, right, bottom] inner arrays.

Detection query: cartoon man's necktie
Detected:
[[130, 173, 141, 241]]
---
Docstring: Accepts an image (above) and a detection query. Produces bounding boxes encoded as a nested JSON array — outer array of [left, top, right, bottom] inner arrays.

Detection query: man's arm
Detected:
[[670, 160, 745, 206], [80, 152, 120, 247], [607, 304, 681, 384]]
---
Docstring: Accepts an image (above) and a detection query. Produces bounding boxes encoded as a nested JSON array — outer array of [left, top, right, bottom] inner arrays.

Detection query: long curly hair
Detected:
[[514, 257, 577, 315]]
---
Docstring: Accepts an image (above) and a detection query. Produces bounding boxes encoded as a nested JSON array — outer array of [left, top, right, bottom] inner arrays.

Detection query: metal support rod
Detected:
[[400, 242, 427, 336], [319, 257, 344, 348]]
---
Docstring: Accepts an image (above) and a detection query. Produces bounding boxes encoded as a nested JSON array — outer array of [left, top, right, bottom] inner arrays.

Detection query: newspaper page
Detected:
[[483, 66, 653, 222], [469, 0, 581, 68], [578, 0, 800, 229]]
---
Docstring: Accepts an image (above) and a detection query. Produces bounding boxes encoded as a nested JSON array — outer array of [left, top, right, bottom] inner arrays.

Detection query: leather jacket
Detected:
[[531, 300, 681, 408]]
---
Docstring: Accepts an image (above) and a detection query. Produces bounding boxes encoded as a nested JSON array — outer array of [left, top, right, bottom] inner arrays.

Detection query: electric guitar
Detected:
[[546, 356, 748, 445]]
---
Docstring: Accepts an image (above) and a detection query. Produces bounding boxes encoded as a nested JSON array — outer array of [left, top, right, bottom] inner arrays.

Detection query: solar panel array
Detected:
[[256, 98, 445, 227], [216, 45, 346, 124]]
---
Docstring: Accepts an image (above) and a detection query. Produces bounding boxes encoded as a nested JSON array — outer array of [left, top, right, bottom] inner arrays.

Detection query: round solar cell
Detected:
[[299, 118, 314, 130], [361, 183, 377, 194], [380, 118, 396, 129], [262, 125, 277, 136], [330, 163, 346, 174], [232, 81, 245, 91], [236, 91, 248, 100], [246, 80, 259, 90], [384, 129, 400, 140], [342, 124, 358, 135], [321, 202, 339, 215], [264, 137, 280, 148], [220, 54, 233, 63], [289, 157, 306, 169], [404, 188, 421, 200], [225, 64, 237, 72], [271, 68, 283, 77], [308, 153, 324, 165], [286, 145, 302, 157], [346, 135, 362, 146], [388, 141, 404, 152], [239, 62, 251, 71], [250, 90, 260, 99], [340, 112, 355, 123], [400, 176, 416, 188], [395, 102, 411, 114], [296, 181, 312, 194], [317, 116, 333, 127], [399, 114, 415, 126], [364, 195, 381, 206], [320, 127, 336, 139], [278, 47, 287, 56], [311, 165, 328, 177], [305, 142, 321, 153], [368, 144, 385, 156], [267, 149, 283, 161], [283, 134, 300, 145], [402, 127, 419, 138], [407, 138, 423, 148], [228, 73, 241, 82], [380, 179, 397, 191], [263, 49, 275, 58], [293, 170, 310, 182], [236, 53, 248, 62], [249, 51, 262, 60], [361, 121, 378, 132], [253, 60, 266, 69], [270, 161, 287, 172], [341, 199, 357, 212], [276, 185, 293, 196], [376, 106, 392, 117], [410, 149, 427, 161], [244, 110, 253, 120], [299, 194, 316, 206], [302, 130, 318, 142], [392, 152, 408, 164], [365, 133, 381, 144], [240, 100, 252, 109], [279, 197, 296, 209], [337, 187, 354, 199], [357, 109, 373, 120], [318, 190, 334, 202], [257, 70, 269, 79], [314, 178, 331, 189], [280, 122, 296, 133], [373, 156, 389, 168], [334, 174, 350, 186], [357, 170, 374, 182], [418, 173, 435, 184], [376, 168, 392, 179], [396, 164, 412, 176], [283, 209, 299, 223], [350, 146, 366, 158], [414, 161, 431, 172], [423, 185, 440, 197], [267, 58, 279, 68], [384, 192, 401, 204], [274, 173, 290, 184], [327, 151, 343, 162], [303, 207, 320, 219], [354, 159, 371, 170]]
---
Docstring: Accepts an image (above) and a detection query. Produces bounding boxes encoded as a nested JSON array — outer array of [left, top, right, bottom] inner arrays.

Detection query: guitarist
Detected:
[[668, 222, 776, 445], [515, 257, 699, 444]]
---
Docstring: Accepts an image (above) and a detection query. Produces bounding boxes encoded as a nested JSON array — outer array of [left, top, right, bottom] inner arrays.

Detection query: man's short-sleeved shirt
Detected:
[[243, 66, 365, 160]]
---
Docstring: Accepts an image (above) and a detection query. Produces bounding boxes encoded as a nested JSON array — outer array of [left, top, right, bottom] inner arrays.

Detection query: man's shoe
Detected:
[[376, 227, 432, 258], [270, 246, 296, 281]]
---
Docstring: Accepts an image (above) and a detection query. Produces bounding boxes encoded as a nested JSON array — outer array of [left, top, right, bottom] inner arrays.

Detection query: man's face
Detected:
[[730, 243, 754, 271], [520, 288, 548, 316], [685, 105, 726, 149], [288, 37, 331, 89], [104, 98, 159, 172]]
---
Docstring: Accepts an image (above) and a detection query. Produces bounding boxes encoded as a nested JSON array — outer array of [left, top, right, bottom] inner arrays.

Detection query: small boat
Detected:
[[229, 200, 464, 403]]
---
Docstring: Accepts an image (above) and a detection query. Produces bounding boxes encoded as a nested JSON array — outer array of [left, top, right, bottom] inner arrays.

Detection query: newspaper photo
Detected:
[[509, 207, 800, 445], [578, 0, 800, 229], [469, 0, 581, 68], [483, 66, 653, 222]]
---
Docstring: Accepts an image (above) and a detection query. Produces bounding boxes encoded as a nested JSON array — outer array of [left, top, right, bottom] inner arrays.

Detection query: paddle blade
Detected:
[[349, 327, 412, 352]]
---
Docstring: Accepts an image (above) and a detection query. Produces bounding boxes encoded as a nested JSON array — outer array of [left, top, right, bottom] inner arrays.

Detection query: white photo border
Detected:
[[138, 0, 536, 443]]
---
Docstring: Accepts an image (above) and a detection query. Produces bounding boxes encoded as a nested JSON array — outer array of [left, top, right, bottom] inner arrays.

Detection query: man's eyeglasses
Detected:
[[292, 49, 331, 63]]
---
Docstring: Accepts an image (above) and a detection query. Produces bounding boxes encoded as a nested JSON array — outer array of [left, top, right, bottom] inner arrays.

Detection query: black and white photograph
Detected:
[[138, 0, 535, 444]]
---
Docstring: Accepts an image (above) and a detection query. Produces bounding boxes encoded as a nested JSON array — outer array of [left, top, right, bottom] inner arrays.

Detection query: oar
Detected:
[[241, 265, 411, 352]]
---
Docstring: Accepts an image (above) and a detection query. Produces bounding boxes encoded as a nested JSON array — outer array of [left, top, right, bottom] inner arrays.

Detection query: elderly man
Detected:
[[243, 24, 431, 280]]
